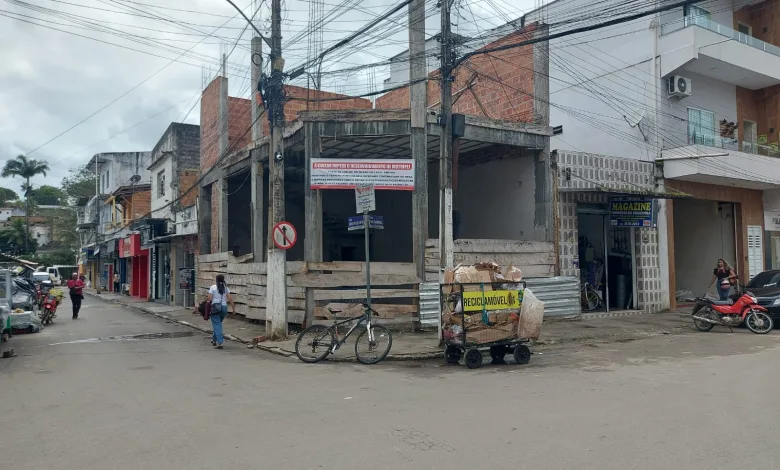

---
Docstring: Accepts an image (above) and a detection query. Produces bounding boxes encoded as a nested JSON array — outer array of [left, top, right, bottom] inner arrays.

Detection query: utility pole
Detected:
[[410, 0, 427, 286], [251, 35, 264, 261], [265, 0, 288, 339], [438, 0, 454, 272]]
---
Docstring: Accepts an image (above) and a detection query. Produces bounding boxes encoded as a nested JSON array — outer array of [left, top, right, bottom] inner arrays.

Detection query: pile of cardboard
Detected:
[[443, 310, 520, 344], [442, 263, 523, 293]]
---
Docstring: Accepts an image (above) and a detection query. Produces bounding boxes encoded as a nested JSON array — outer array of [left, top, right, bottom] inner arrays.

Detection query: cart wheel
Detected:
[[513, 344, 531, 365], [465, 348, 483, 369], [445, 345, 463, 364]]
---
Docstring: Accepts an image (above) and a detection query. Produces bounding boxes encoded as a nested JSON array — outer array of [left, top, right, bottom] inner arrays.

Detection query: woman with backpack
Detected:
[[206, 274, 235, 349]]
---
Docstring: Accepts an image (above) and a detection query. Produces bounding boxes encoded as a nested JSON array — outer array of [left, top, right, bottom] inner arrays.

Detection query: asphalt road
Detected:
[[3, 295, 780, 469]]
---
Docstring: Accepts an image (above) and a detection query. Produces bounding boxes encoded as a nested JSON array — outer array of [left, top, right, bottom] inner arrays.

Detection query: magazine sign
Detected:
[[309, 158, 415, 190], [610, 198, 656, 228]]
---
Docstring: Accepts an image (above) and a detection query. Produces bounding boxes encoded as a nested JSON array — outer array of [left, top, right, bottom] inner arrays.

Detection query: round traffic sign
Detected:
[[272, 221, 297, 250]]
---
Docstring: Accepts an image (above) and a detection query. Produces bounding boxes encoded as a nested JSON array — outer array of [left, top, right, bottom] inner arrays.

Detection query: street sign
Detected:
[[348, 215, 384, 231], [355, 184, 375, 213], [272, 221, 297, 250]]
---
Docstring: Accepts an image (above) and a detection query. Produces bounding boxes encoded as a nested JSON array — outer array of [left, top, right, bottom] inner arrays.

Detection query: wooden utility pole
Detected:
[[439, 0, 454, 272], [410, 0, 428, 284], [266, 0, 288, 339]]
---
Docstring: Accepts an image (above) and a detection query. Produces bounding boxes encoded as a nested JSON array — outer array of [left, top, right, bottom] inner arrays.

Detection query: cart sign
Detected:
[[309, 158, 415, 190], [610, 198, 655, 227], [462, 290, 523, 312]]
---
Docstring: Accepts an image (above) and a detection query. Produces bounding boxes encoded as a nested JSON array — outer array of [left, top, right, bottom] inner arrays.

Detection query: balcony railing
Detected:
[[660, 16, 780, 58], [682, 134, 780, 158]]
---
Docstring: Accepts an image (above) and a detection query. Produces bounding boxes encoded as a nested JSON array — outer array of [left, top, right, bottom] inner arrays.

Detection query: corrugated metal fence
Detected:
[[523, 276, 580, 317]]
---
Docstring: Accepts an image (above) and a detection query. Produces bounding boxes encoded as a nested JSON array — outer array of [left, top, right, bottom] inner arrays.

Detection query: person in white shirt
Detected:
[[206, 274, 236, 349]]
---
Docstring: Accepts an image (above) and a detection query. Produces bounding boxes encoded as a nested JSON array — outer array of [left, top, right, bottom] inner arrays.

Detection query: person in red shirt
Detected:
[[66, 273, 85, 319]]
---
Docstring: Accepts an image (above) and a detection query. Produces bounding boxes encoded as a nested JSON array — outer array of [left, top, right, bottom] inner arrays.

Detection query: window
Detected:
[[105, 169, 109, 190], [688, 108, 716, 146], [738, 23, 752, 36], [684, 5, 710, 27], [157, 170, 166, 197]]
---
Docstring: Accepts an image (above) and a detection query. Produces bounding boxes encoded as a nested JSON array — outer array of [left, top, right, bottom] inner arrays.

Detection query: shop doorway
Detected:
[[577, 205, 638, 311], [155, 244, 171, 302], [673, 200, 736, 296]]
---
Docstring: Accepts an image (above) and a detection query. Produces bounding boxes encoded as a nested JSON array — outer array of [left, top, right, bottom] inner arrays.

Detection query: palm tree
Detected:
[[2, 155, 50, 254], [4, 218, 31, 254]]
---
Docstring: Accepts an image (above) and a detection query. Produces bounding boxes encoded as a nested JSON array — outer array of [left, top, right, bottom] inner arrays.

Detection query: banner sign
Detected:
[[462, 290, 522, 312], [309, 158, 415, 190], [610, 198, 655, 227]]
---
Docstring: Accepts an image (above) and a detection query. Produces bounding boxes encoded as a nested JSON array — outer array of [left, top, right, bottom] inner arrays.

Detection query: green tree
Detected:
[[0, 187, 18, 205], [1, 154, 51, 254], [30, 185, 65, 205], [0, 218, 38, 255], [61, 165, 97, 203]]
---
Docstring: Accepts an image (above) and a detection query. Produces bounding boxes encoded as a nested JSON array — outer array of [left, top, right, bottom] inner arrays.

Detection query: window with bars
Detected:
[[157, 170, 166, 198]]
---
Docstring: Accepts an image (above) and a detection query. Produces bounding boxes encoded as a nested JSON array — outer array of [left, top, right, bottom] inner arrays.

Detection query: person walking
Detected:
[[67, 273, 85, 319], [113, 272, 120, 293], [206, 274, 235, 349], [709, 258, 737, 301]]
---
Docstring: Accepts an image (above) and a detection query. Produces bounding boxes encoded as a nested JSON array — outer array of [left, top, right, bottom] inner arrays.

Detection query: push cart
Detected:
[[440, 281, 531, 369]]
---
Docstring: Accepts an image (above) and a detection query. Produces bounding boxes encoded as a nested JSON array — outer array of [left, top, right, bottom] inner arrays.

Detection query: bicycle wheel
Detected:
[[295, 325, 335, 363], [581, 286, 601, 311], [354, 325, 393, 364]]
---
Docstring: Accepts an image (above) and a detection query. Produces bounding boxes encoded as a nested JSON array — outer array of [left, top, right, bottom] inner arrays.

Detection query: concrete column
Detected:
[[409, 0, 428, 283], [251, 150, 264, 260], [217, 178, 229, 253], [304, 122, 323, 327]]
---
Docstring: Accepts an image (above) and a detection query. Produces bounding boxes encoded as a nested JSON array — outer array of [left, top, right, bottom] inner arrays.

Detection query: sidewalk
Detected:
[[87, 289, 697, 361]]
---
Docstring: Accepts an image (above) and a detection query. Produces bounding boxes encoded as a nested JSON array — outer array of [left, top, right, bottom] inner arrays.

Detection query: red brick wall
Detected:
[[129, 191, 151, 220], [200, 78, 222, 171], [178, 169, 199, 207], [258, 86, 373, 135], [228, 97, 252, 152], [376, 24, 538, 123]]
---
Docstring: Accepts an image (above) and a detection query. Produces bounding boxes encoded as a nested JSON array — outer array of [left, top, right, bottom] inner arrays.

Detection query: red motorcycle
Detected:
[[40, 293, 59, 325], [692, 285, 773, 334]]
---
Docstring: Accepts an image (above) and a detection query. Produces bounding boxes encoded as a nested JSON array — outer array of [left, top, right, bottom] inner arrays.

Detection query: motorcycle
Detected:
[[39, 288, 63, 325], [692, 284, 773, 334]]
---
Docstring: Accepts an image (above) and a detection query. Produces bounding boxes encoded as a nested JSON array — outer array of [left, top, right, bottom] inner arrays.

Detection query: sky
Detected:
[[0, 0, 531, 195]]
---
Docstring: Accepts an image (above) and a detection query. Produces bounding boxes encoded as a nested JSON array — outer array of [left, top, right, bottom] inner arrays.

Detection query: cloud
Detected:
[[0, 0, 529, 192]]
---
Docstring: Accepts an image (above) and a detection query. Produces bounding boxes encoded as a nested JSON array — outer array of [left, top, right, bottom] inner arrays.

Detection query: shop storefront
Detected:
[[118, 233, 149, 299]]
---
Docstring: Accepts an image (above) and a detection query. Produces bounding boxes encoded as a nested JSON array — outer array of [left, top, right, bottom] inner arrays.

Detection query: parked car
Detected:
[[745, 270, 780, 326]]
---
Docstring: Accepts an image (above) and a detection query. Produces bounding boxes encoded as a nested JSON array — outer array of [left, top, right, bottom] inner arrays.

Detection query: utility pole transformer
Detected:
[[265, 0, 288, 339], [439, 0, 455, 272]]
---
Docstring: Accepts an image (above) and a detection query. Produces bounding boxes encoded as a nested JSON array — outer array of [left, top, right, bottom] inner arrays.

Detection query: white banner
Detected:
[[765, 210, 780, 231], [309, 158, 415, 190]]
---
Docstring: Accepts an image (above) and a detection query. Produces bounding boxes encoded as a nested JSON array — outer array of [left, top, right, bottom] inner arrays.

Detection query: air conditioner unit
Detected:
[[165, 220, 176, 235], [668, 75, 692, 98]]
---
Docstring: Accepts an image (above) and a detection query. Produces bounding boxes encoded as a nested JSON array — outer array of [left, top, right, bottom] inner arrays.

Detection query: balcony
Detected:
[[659, 17, 780, 89], [661, 136, 780, 190]]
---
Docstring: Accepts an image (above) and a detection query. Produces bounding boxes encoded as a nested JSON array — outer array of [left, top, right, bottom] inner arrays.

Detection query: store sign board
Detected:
[[309, 158, 415, 190], [610, 198, 655, 227], [765, 210, 780, 231]]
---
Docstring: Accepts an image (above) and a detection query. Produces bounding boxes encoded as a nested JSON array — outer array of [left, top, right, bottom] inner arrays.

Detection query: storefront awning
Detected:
[[559, 186, 693, 199]]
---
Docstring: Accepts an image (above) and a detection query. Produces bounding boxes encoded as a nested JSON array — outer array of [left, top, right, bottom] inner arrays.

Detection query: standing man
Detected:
[[113, 272, 120, 293], [67, 273, 85, 319]]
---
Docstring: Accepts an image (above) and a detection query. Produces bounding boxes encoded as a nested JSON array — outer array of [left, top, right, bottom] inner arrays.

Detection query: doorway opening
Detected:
[[577, 204, 638, 311]]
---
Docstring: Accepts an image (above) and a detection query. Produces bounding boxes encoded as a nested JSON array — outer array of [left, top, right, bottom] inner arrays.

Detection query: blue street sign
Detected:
[[348, 215, 384, 231]]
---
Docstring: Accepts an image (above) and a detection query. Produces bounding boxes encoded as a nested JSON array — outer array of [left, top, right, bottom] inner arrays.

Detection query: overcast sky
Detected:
[[0, 0, 530, 194]]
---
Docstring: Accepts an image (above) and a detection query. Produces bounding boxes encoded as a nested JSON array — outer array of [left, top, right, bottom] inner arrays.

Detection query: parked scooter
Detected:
[[692, 283, 773, 334]]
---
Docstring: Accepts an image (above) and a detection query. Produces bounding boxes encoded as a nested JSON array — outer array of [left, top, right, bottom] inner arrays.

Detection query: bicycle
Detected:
[[295, 303, 393, 364], [580, 281, 603, 311]]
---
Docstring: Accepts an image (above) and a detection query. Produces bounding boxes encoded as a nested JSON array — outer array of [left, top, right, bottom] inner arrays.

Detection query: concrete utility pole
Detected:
[[438, 0, 454, 272], [251, 36, 264, 260], [410, 0, 428, 285], [266, 0, 288, 339]]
